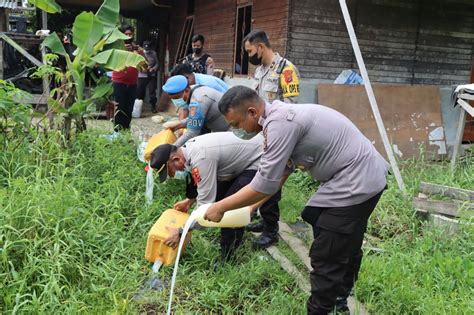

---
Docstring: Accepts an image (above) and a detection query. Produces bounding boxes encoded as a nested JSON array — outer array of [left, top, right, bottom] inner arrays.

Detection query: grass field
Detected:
[[1, 130, 473, 314]]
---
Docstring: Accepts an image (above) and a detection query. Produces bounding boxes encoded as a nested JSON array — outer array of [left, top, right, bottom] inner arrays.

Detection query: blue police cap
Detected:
[[163, 75, 188, 94]]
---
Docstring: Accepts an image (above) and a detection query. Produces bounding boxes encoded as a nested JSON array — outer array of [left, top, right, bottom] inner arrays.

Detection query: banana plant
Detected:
[[38, 0, 145, 139]]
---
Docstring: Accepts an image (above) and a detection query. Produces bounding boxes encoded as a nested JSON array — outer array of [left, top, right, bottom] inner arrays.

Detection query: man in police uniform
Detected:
[[183, 34, 215, 75], [170, 64, 229, 94], [244, 30, 300, 104], [204, 86, 389, 314], [150, 132, 281, 260], [161, 75, 229, 147], [242, 30, 301, 246]]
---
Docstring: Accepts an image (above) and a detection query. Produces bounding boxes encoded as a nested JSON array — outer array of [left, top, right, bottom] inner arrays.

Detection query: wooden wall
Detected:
[[168, 0, 188, 70], [287, 0, 474, 86], [168, 0, 289, 76]]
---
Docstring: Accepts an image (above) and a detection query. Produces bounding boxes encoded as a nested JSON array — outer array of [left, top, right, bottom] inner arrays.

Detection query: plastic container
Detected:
[[334, 69, 363, 84], [145, 209, 192, 266], [144, 129, 177, 162], [191, 204, 251, 228], [132, 99, 143, 118]]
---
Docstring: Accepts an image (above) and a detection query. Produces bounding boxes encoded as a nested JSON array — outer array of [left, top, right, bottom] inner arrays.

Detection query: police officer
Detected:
[[244, 30, 300, 104], [242, 30, 301, 245], [150, 132, 281, 260], [170, 64, 228, 93], [204, 86, 389, 315], [161, 75, 229, 147], [183, 34, 215, 75]]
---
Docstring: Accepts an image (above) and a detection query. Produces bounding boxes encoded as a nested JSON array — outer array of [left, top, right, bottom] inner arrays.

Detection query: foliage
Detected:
[[0, 80, 33, 146], [0, 131, 306, 313], [33, 0, 144, 139], [28, 0, 62, 14]]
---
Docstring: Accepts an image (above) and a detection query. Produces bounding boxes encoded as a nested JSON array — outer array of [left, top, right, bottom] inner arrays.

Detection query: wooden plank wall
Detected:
[[169, 0, 289, 76], [167, 0, 189, 70], [287, 0, 474, 86], [194, 0, 236, 74]]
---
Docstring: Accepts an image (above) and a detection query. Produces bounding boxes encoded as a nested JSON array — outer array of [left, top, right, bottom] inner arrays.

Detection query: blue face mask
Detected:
[[171, 98, 187, 108], [173, 170, 189, 180]]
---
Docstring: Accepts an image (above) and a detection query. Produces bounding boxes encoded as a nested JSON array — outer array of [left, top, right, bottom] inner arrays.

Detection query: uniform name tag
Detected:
[[286, 112, 295, 121]]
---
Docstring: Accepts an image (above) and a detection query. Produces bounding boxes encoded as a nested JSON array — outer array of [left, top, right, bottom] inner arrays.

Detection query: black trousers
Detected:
[[186, 170, 281, 258], [137, 76, 157, 108], [302, 189, 385, 315], [112, 82, 136, 131]]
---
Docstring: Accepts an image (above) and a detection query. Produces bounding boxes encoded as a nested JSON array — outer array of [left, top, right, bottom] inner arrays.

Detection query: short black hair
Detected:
[[170, 63, 193, 77], [243, 30, 270, 48], [218, 86, 261, 114], [121, 24, 134, 33], [192, 34, 205, 44]]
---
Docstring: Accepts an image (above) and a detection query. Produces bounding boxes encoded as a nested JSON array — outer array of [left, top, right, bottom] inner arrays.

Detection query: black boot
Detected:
[[253, 231, 278, 249], [334, 296, 350, 314], [246, 220, 264, 232]]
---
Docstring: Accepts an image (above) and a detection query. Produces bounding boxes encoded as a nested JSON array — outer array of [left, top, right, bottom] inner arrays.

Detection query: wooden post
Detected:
[[0, 8, 6, 80], [41, 11, 49, 106], [339, 0, 407, 196]]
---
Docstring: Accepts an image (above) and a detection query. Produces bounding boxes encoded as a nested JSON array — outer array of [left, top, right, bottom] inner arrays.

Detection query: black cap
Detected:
[[143, 40, 151, 49], [150, 144, 173, 182]]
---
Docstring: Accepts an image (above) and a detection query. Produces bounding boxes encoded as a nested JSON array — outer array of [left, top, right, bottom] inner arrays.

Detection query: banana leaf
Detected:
[[28, 0, 61, 14], [72, 12, 104, 54], [91, 49, 145, 72], [96, 0, 119, 33]]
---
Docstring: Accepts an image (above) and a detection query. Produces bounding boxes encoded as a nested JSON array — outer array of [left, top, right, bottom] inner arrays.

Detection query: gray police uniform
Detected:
[[253, 53, 301, 104], [174, 86, 230, 147], [182, 132, 262, 205], [182, 132, 281, 259], [250, 100, 388, 313]]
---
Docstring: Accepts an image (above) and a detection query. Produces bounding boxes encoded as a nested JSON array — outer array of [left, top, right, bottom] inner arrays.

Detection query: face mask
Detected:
[[192, 47, 203, 54], [171, 98, 187, 108], [232, 112, 258, 140], [232, 128, 258, 140], [248, 47, 262, 66], [173, 170, 188, 180]]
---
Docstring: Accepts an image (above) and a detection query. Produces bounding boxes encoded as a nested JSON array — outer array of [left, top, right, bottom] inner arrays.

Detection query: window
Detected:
[[187, 0, 195, 15], [175, 16, 194, 65], [234, 4, 252, 75]]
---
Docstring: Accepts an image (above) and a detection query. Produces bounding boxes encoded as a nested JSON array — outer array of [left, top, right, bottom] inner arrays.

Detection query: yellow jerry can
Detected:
[[144, 209, 192, 266], [144, 129, 177, 162]]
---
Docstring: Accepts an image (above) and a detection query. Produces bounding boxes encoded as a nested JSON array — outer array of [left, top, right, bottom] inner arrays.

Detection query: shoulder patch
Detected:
[[192, 167, 201, 185], [280, 63, 300, 98], [187, 101, 205, 130]]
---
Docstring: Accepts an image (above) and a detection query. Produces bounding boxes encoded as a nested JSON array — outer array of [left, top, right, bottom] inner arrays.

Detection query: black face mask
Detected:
[[124, 38, 133, 45], [192, 47, 203, 55], [248, 50, 262, 66]]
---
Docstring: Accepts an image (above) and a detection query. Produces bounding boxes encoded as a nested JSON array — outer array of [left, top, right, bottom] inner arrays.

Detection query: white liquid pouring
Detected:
[[166, 204, 251, 315]]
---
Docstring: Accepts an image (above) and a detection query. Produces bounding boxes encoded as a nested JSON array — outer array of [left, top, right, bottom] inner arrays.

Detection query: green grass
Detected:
[[0, 131, 306, 314], [1, 131, 473, 314]]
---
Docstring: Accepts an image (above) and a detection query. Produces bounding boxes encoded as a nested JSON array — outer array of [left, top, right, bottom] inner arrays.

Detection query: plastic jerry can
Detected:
[[145, 209, 192, 266], [144, 129, 177, 162], [192, 204, 251, 228]]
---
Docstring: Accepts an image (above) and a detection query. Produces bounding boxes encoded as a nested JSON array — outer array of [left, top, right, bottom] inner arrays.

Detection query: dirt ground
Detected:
[[86, 102, 180, 139]]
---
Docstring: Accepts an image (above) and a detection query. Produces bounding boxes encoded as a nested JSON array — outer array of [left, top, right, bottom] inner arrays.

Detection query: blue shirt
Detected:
[[194, 73, 229, 93]]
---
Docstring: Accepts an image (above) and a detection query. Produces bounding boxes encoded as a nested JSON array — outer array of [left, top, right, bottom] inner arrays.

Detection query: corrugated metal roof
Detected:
[[0, 0, 27, 9]]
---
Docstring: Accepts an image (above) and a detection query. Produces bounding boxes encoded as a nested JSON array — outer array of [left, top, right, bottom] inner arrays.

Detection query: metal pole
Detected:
[[450, 108, 466, 170], [338, 0, 407, 196]]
